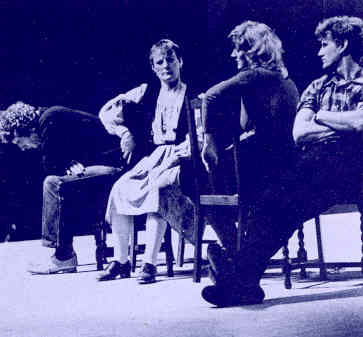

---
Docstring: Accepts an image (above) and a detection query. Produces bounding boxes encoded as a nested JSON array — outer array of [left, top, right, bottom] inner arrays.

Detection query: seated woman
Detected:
[[200, 21, 299, 303], [97, 39, 199, 284]]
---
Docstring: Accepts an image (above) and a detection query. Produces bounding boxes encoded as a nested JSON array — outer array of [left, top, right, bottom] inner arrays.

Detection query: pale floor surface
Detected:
[[1, 212, 363, 337]]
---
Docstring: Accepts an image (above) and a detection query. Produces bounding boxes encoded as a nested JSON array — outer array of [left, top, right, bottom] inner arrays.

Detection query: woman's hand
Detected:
[[201, 133, 218, 172], [173, 136, 191, 159], [120, 130, 135, 164]]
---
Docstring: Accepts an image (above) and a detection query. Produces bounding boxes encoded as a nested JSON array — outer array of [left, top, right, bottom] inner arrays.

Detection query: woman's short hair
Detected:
[[149, 39, 182, 67], [315, 16, 363, 63], [228, 21, 287, 76]]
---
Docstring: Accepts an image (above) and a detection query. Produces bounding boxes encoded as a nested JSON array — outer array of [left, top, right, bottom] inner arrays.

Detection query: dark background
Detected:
[[0, 0, 362, 240], [0, 0, 362, 112], [0, 0, 208, 112]]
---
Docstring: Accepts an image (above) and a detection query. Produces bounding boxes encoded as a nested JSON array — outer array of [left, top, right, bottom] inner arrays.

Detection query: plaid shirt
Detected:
[[298, 66, 363, 113]]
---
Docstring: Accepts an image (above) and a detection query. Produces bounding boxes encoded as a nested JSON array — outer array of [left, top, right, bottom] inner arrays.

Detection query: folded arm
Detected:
[[316, 103, 363, 132], [292, 107, 335, 145]]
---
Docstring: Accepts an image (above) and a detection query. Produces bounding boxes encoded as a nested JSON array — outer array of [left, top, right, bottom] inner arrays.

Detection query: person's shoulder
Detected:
[[305, 74, 330, 91], [227, 68, 262, 85], [248, 67, 285, 84]]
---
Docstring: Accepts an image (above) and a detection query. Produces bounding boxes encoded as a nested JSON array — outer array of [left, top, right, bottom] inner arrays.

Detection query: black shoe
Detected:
[[201, 284, 265, 307], [207, 243, 235, 285], [137, 263, 157, 284], [97, 260, 131, 281]]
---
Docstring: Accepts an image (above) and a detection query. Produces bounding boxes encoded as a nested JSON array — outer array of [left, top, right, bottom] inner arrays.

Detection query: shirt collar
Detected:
[[324, 64, 363, 87]]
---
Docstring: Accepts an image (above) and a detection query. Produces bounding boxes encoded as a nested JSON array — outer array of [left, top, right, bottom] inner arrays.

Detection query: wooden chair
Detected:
[[129, 219, 175, 277], [287, 199, 363, 282], [89, 153, 175, 276], [185, 97, 292, 286]]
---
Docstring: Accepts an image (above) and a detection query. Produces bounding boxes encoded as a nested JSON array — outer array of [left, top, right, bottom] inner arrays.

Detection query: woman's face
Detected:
[[151, 48, 182, 85], [231, 41, 250, 70]]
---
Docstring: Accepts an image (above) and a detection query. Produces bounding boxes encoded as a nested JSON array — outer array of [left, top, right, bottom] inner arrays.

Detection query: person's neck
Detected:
[[335, 55, 360, 80], [161, 78, 183, 92]]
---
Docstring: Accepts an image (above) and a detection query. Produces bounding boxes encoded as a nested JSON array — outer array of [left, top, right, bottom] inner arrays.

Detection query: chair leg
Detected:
[[282, 242, 292, 289], [315, 216, 327, 280], [193, 216, 204, 283], [177, 236, 185, 267], [297, 224, 307, 279], [94, 220, 114, 271], [130, 223, 138, 272], [94, 222, 104, 271], [358, 204, 363, 274], [164, 225, 174, 277]]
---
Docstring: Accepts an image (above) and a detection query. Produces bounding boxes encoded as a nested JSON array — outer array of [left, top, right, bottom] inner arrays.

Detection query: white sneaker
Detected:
[[28, 253, 78, 274]]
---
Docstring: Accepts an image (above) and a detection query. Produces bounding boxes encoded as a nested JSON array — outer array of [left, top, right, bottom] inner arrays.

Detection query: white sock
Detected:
[[142, 213, 167, 266], [111, 212, 133, 264]]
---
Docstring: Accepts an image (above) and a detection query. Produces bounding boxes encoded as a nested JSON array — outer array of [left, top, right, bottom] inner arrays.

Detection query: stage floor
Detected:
[[1, 213, 363, 337]]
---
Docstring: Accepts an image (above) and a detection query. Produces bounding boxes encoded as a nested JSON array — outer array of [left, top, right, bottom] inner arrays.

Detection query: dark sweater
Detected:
[[203, 67, 299, 158]]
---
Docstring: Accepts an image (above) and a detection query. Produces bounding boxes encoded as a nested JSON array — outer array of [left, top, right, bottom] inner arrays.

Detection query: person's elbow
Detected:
[[353, 118, 363, 132], [292, 124, 306, 145]]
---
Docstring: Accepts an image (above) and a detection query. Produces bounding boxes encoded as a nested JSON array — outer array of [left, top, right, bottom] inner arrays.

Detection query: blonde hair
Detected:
[[229, 21, 288, 77]]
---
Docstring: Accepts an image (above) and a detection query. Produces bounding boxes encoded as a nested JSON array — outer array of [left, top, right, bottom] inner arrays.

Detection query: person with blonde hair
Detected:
[[201, 20, 299, 268], [201, 16, 363, 307]]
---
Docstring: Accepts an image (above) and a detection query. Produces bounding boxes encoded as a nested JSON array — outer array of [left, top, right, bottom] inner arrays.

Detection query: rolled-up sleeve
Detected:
[[99, 83, 148, 138], [297, 80, 320, 113]]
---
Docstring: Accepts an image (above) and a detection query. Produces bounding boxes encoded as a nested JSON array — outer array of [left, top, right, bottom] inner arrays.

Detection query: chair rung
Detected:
[[200, 195, 238, 206]]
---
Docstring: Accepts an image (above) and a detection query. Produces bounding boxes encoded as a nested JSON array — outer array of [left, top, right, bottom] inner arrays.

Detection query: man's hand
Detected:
[[201, 133, 218, 172], [120, 130, 135, 165], [293, 108, 335, 145], [66, 160, 86, 177], [316, 104, 363, 132]]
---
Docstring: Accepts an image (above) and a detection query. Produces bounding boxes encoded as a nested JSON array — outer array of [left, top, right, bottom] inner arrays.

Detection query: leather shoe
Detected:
[[137, 263, 157, 284], [201, 284, 265, 307], [97, 260, 131, 281]]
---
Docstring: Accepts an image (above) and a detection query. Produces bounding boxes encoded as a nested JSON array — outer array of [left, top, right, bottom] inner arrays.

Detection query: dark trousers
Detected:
[[206, 139, 293, 254], [39, 106, 121, 176], [232, 139, 363, 286]]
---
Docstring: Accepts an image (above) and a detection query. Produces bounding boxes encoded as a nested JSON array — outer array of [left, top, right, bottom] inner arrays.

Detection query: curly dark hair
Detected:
[[0, 102, 38, 136], [315, 16, 363, 63]]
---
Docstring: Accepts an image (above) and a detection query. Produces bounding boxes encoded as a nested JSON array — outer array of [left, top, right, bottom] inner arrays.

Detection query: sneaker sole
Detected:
[[29, 267, 77, 275]]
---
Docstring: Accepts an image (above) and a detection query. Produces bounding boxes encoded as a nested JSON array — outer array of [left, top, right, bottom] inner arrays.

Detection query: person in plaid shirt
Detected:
[[201, 16, 363, 307]]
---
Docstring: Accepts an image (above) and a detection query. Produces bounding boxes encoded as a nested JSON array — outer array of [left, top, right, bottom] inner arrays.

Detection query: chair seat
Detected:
[[200, 194, 238, 206], [321, 203, 358, 215]]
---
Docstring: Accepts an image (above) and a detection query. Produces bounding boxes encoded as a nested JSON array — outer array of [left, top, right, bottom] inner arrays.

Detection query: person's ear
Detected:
[[340, 39, 348, 54], [179, 57, 183, 69]]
